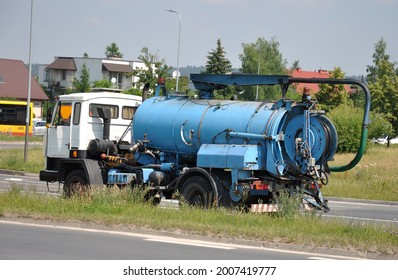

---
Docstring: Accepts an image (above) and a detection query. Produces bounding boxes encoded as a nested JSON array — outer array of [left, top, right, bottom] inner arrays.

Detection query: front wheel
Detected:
[[64, 169, 89, 198], [180, 176, 213, 208]]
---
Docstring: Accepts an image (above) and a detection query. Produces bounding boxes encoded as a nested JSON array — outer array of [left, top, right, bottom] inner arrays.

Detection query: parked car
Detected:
[[370, 135, 398, 145], [371, 135, 388, 144], [390, 137, 398, 144], [32, 121, 46, 136]]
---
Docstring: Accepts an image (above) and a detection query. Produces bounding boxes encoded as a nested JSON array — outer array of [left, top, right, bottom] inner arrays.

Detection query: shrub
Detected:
[[368, 111, 394, 139], [92, 79, 113, 89], [328, 103, 394, 153], [327, 104, 363, 153]]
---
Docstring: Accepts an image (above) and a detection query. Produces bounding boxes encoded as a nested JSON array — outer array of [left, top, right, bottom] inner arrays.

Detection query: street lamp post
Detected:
[[24, 0, 34, 162], [256, 42, 263, 100], [165, 9, 181, 91]]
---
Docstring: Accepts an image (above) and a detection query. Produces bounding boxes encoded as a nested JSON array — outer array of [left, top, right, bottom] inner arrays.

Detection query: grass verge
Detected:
[[0, 147, 44, 173], [0, 186, 397, 257], [0, 134, 44, 142], [323, 145, 398, 201]]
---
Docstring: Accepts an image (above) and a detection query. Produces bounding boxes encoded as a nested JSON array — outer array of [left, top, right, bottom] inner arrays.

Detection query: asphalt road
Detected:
[[0, 219, 359, 260], [325, 199, 398, 228], [0, 141, 43, 150]]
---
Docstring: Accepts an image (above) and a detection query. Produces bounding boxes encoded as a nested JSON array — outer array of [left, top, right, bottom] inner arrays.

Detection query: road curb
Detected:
[[0, 169, 38, 177]]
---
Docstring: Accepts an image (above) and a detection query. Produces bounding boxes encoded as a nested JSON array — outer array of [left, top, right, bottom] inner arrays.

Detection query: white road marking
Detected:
[[307, 257, 334, 260], [325, 214, 398, 224], [145, 237, 234, 250], [330, 200, 398, 208], [4, 178, 23, 181]]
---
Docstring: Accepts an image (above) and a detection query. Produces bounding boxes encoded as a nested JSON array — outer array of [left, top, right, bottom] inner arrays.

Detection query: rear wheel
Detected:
[[180, 176, 213, 208], [64, 169, 89, 198]]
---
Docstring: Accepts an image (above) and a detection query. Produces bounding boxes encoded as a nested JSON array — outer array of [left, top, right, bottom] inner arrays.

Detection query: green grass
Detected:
[[323, 145, 398, 201], [0, 133, 44, 142], [0, 186, 397, 256], [0, 147, 44, 173]]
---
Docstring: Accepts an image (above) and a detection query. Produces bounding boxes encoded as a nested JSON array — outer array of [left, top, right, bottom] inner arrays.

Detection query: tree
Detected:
[[93, 79, 113, 89], [315, 67, 350, 110], [71, 64, 91, 93], [239, 37, 287, 100], [166, 76, 189, 93], [201, 39, 233, 98], [348, 83, 366, 108], [105, 42, 123, 58], [204, 39, 232, 74], [289, 60, 300, 73], [366, 38, 396, 83], [366, 38, 398, 134], [128, 47, 171, 95], [368, 111, 394, 140]]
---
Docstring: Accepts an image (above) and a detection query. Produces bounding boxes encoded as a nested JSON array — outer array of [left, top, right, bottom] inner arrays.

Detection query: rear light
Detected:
[[251, 180, 269, 190], [310, 182, 323, 189]]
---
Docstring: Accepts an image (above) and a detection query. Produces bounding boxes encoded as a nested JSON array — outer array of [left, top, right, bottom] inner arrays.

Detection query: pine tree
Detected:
[[205, 39, 232, 74]]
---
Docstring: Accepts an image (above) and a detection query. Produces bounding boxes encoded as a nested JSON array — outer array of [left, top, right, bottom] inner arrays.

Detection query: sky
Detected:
[[1, 0, 397, 76]]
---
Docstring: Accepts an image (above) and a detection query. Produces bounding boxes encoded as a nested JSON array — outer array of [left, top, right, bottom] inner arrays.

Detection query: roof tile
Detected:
[[0, 58, 49, 101]]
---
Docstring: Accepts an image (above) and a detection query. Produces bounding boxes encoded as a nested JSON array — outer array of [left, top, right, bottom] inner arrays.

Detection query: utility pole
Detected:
[[165, 9, 181, 91], [24, 0, 34, 162]]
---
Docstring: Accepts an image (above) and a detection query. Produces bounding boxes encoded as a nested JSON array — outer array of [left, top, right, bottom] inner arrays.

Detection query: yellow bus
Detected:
[[0, 100, 33, 136]]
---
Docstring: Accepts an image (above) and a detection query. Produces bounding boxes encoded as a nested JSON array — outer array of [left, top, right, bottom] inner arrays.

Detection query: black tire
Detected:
[[64, 169, 89, 198], [180, 176, 213, 208]]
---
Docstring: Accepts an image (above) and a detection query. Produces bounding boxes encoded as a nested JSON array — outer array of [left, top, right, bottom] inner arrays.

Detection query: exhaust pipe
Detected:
[[97, 107, 110, 140], [87, 107, 117, 158], [142, 82, 150, 102]]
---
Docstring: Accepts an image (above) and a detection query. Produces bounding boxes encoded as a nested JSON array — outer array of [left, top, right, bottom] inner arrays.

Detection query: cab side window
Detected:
[[89, 104, 118, 119], [122, 106, 137, 120], [53, 102, 72, 126], [73, 103, 81, 125]]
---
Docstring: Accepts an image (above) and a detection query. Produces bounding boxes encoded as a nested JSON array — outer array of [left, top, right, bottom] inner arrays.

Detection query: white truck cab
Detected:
[[40, 92, 141, 194]]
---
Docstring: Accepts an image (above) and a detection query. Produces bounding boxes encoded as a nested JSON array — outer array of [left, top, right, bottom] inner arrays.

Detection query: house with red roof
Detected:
[[0, 58, 49, 119], [290, 68, 351, 95], [291, 68, 330, 94]]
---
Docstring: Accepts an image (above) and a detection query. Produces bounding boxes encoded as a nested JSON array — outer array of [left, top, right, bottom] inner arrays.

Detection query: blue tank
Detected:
[[132, 95, 337, 178], [111, 73, 371, 210]]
